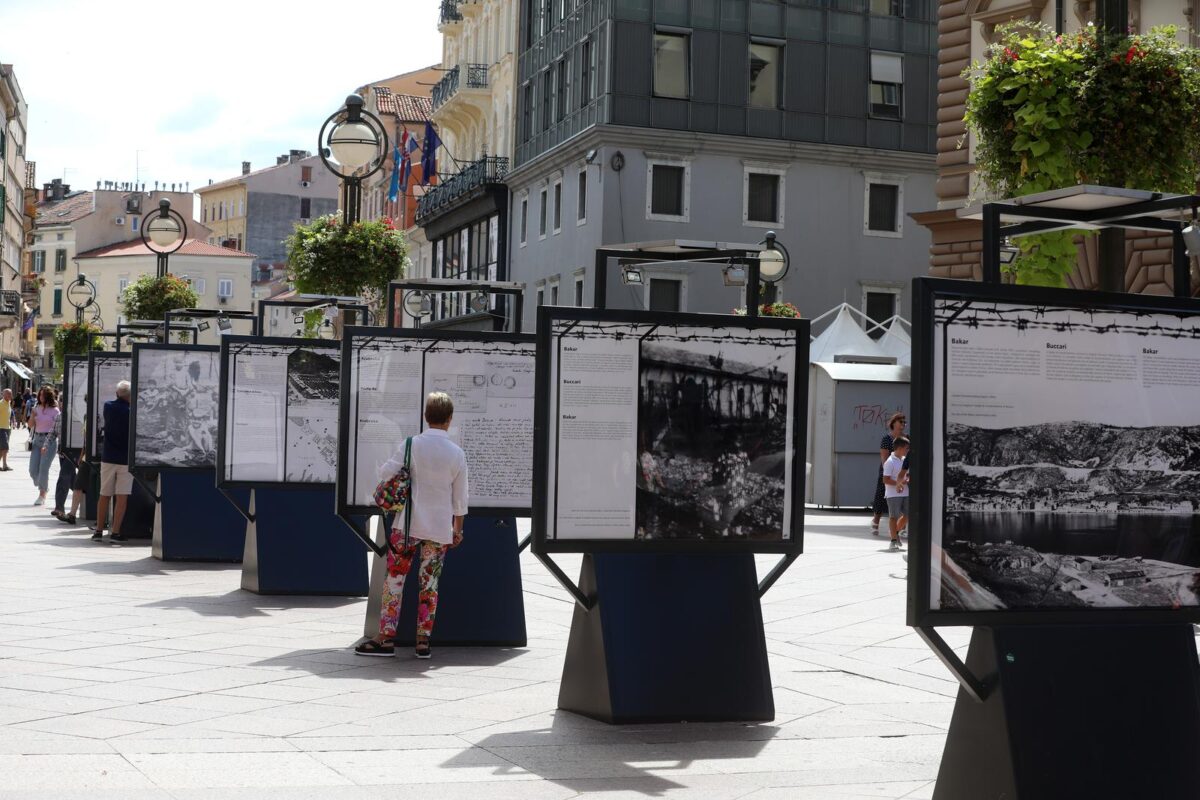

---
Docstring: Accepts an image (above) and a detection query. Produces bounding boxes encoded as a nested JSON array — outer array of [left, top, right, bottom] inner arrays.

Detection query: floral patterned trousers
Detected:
[[379, 534, 448, 641]]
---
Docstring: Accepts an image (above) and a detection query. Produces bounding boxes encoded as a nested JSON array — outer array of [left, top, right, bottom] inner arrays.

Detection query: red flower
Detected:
[[1003, 47, 1018, 61]]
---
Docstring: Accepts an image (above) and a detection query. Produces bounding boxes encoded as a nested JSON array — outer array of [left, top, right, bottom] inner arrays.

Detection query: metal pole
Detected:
[[747, 257, 761, 318], [593, 251, 608, 310], [981, 203, 1001, 283], [157, 253, 169, 279], [1173, 229, 1191, 299]]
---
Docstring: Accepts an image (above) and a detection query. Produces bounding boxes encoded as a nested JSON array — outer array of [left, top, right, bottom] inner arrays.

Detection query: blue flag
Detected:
[[387, 143, 401, 203], [420, 121, 440, 186], [400, 131, 418, 194]]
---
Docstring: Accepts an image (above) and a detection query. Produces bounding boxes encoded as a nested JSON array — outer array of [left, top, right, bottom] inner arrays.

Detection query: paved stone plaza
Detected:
[[0, 430, 961, 799]]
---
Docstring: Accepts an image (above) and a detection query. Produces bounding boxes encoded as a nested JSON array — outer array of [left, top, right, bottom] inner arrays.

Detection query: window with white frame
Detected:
[[520, 195, 529, 245], [218, 278, 234, 298], [539, 188, 548, 238], [194, 277, 207, 296], [32, 250, 44, 273], [552, 179, 562, 233], [646, 276, 684, 312], [549, 278, 560, 305], [864, 174, 904, 236], [862, 285, 900, 339], [646, 157, 690, 222], [118, 276, 129, 299], [573, 272, 585, 305], [869, 52, 903, 119], [744, 166, 785, 227], [535, 283, 545, 307], [577, 168, 587, 224]]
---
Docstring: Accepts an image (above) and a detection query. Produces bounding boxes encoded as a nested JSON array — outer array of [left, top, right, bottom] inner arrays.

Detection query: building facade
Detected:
[[359, 67, 439, 229], [914, 1, 1196, 294], [502, 0, 938, 333], [73, 239, 254, 338], [411, 0, 519, 330], [0, 64, 32, 391], [197, 152, 339, 278], [29, 182, 202, 373]]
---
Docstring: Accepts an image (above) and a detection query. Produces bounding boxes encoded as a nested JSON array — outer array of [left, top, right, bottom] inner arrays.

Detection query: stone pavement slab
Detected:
[[0, 427, 948, 797]]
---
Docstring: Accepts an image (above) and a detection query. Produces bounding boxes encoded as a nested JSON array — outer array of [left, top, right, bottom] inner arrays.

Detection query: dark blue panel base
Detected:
[[384, 516, 527, 647], [241, 487, 369, 596], [558, 552, 774, 725], [153, 471, 247, 562], [934, 624, 1200, 800]]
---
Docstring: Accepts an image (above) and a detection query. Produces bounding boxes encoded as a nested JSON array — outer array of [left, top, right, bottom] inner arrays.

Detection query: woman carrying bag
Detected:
[[356, 391, 469, 660]]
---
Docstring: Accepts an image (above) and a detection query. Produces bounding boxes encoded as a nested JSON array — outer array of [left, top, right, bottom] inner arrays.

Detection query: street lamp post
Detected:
[[746, 231, 790, 318], [318, 94, 389, 225], [141, 198, 187, 278]]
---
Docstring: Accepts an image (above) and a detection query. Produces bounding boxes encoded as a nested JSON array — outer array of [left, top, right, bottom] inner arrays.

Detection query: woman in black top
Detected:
[[871, 413, 906, 534]]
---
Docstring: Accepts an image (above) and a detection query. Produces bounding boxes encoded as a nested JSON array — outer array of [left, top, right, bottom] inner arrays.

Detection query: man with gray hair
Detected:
[[94, 380, 133, 543]]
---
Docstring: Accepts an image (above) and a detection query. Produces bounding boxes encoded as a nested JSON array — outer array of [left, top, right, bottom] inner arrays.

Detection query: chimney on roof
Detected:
[[96, 180, 101, 190], [276, 155, 289, 166], [242, 161, 251, 176], [289, 150, 308, 163], [42, 179, 68, 202]]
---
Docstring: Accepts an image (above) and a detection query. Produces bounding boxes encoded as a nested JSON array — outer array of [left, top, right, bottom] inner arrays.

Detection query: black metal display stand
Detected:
[[933, 624, 1200, 800], [558, 552, 773, 724], [238, 487, 369, 595], [152, 472, 247, 562], [368, 515, 527, 647]]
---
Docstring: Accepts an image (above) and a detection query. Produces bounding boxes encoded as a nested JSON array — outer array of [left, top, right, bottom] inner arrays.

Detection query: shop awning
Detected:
[[3, 360, 34, 381]]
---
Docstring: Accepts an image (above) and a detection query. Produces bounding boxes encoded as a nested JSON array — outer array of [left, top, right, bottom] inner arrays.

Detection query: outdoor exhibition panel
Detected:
[[60, 355, 88, 452], [337, 326, 537, 520], [340, 326, 533, 645], [129, 344, 221, 472], [129, 342, 246, 562], [85, 351, 131, 461], [531, 308, 809, 724], [909, 277, 1200, 800], [533, 308, 808, 556], [217, 337, 342, 488], [216, 335, 367, 595], [84, 350, 154, 538]]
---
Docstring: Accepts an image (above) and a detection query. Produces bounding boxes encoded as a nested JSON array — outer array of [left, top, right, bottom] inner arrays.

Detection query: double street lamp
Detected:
[[319, 94, 389, 225], [141, 198, 187, 278]]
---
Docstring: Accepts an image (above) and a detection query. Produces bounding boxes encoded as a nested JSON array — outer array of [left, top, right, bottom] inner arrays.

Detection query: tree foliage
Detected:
[[52, 322, 103, 380], [284, 215, 407, 313], [120, 274, 199, 323], [964, 25, 1200, 286]]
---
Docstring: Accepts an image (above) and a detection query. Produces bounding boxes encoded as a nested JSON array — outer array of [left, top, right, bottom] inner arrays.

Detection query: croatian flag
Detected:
[[387, 141, 402, 203]]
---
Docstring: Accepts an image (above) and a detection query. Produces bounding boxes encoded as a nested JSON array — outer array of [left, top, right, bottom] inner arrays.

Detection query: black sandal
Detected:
[[414, 640, 432, 659], [354, 639, 395, 657]]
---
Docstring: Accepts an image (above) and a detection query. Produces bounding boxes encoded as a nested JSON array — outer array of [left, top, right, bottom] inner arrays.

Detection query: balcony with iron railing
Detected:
[[416, 156, 509, 225], [439, 0, 462, 25], [431, 64, 490, 112]]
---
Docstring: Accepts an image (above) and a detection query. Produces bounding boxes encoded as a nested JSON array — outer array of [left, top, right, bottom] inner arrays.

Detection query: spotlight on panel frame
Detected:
[[470, 292, 490, 313], [1183, 223, 1200, 257], [621, 265, 643, 286], [999, 239, 1019, 264], [723, 263, 747, 287]]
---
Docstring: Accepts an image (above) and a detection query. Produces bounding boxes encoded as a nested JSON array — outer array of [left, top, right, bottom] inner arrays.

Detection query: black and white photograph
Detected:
[[933, 300, 1200, 612], [132, 348, 220, 468], [63, 357, 88, 451], [635, 326, 794, 541], [283, 348, 340, 482]]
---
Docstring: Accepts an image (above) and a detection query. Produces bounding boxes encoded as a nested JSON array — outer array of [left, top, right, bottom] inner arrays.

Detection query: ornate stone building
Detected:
[[912, 0, 1196, 295]]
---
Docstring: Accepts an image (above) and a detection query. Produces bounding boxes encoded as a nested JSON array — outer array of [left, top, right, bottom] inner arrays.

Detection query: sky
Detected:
[[0, 0, 443, 197]]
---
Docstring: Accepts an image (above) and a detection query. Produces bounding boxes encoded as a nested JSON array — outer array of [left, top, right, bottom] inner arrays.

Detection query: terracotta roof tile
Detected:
[[75, 238, 256, 260], [393, 94, 432, 123], [34, 191, 94, 226]]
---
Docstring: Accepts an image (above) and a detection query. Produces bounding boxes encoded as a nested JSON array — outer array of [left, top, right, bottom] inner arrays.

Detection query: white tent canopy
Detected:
[[807, 304, 887, 364], [876, 317, 911, 366]]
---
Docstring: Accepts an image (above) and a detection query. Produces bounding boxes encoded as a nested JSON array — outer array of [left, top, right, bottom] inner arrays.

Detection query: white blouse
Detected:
[[377, 429, 469, 545]]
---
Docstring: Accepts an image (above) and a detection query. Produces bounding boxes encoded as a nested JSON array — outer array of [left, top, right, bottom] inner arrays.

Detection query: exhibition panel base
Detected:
[[558, 552, 774, 724], [367, 516, 528, 647], [240, 486, 369, 596], [933, 624, 1200, 800], [152, 472, 247, 562]]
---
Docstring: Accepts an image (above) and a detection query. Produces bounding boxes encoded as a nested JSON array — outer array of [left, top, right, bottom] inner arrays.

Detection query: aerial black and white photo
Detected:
[[283, 348, 340, 482], [132, 348, 220, 468], [933, 300, 1200, 612], [635, 326, 794, 541]]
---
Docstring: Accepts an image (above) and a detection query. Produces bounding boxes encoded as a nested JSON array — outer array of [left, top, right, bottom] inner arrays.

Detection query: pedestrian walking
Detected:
[[355, 391, 468, 660], [93, 380, 133, 543], [0, 388, 12, 471], [883, 435, 910, 551], [27, 387, 61, 505], [871, 413, 906, 534]]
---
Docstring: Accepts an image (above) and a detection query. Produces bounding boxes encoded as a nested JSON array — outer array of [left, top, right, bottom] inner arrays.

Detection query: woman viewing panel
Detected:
[[356, 391, 468, 660]]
